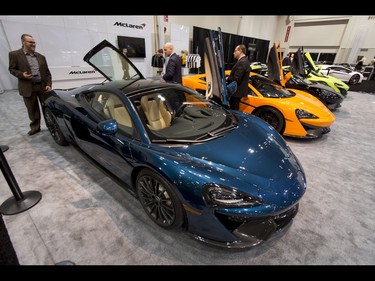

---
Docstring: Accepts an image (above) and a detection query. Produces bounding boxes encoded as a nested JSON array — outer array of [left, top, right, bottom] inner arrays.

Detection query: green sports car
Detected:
[[285, 50, 350, 96], [303, 52, 350, 96]]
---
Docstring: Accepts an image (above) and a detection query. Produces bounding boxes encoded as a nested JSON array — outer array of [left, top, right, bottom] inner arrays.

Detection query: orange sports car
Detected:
[[182, 70, 335, 139]]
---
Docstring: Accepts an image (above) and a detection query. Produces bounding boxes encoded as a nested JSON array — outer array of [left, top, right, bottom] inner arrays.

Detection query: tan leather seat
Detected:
[[104, 97, 132, 127], [141, 95, 171, 130]]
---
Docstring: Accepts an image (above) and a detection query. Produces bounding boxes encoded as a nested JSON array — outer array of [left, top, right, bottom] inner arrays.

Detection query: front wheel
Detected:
[[136, 169, 185, 230], [254, 107, 285, 135], [44, 107, 69, 146]]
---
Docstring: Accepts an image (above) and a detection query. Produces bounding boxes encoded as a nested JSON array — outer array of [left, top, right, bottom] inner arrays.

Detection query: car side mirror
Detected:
[[97, 119, 118, 134]]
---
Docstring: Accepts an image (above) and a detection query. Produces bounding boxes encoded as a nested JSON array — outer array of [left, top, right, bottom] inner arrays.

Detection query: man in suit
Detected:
[[162, 42, 182, 84], [226, 44, 251, 110], [8, 34, 52, 135]]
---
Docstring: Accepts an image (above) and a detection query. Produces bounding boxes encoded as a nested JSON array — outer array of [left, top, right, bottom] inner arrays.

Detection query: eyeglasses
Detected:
[[25, 41, 36, 44]]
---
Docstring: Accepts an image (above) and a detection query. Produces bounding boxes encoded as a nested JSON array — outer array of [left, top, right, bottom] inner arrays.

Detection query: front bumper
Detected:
[[190, 203, 299, 249]]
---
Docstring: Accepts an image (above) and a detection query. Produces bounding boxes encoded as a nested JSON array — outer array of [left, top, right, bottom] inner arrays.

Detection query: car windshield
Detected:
[[250, 75, 295, 98], [131, 88, 238, 143]]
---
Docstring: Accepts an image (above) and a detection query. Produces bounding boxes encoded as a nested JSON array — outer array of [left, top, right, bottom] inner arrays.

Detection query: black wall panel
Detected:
[[192, 26, 270, 74]]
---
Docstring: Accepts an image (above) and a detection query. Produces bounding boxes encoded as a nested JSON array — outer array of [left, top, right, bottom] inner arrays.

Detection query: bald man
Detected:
[[162, 42, 182, 84]]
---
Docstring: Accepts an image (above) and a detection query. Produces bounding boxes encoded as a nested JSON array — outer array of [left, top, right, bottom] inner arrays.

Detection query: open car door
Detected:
[[267, 42, 283, 85], [83, 39, 144, 82], [304, 51, 320, 73], [203, 27, 230, 106], [291, 48, 306, 77]]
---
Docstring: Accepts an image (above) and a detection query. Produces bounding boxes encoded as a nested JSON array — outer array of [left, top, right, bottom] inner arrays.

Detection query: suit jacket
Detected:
[[8, 48, 52, 97], [163, 53, 182, 84], [227, 56, 251, 98]]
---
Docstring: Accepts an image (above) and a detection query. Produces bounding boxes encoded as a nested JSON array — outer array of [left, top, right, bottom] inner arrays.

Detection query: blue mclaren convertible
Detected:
[[42, 40, 307, 248]]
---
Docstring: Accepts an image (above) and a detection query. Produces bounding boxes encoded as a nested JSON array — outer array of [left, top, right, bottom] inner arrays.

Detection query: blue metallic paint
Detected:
[[41, 40, 307, 248]]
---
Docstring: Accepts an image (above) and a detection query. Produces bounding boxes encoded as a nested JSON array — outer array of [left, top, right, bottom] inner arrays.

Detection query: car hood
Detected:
[[169, 113, 306, 205], [174, 113, 302, 184]]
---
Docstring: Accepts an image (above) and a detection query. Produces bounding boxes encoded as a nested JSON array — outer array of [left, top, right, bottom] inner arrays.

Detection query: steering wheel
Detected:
[[174, 103, 189, 118]]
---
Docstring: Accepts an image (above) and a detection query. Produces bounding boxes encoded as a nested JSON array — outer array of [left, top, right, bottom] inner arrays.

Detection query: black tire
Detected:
[[136, 169, 185, 230], [254, 107, 285, 135], [44, 107, 69, 146], [349, 74, 360, 85]]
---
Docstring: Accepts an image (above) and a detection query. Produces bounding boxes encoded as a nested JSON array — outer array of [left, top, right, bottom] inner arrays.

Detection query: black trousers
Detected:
[[22, 84, 46, 131]]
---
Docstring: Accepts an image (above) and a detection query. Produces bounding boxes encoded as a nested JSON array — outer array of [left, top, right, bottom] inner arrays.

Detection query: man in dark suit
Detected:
[[162, 42, 182, 84], [226, 44, 251, 110], [8, 34, 52, 135]]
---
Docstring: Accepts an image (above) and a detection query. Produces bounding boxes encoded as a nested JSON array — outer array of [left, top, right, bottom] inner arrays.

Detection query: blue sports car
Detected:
[[42, 40, 307, 248]]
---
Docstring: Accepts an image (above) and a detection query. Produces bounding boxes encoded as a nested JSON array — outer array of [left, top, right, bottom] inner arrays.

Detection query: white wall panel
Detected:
[[290, 24, 346, 47], [85, 16, 109, 33], [36, 25, 73, 67], [63, 16, 87, 29], [362, 21, 375, 48], [36, 16, 64, 27], [239, 16, 279, 42], [1, 16, 37, 24], [170, 24, 189, 55], [0, 20, 14, 91]]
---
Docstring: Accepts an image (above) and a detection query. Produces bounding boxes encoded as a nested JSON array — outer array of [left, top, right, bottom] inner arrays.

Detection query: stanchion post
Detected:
[[0, 147, 42, 215]]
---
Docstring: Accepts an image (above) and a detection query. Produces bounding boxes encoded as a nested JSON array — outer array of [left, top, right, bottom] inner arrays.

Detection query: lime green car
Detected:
[[303, 52, 350, 96]]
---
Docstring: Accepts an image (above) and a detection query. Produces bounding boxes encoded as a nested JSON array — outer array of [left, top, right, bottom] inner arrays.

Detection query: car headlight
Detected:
[[204, 184, 264, 208], [295, 109, 318, 119]]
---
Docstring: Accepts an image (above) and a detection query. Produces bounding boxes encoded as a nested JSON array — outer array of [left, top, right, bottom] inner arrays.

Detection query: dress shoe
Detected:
[[27, 129, 41, 136]]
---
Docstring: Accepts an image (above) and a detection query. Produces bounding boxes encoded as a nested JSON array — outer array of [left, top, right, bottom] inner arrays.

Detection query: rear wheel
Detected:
[[349, 74, 360, 85], [44, 107, 69, 146], [254, 107, 285, 135], [136, 169, 185, 230]]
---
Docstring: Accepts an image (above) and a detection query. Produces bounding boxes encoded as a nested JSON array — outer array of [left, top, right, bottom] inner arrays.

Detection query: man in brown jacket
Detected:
[[9, 34, 52, 135]]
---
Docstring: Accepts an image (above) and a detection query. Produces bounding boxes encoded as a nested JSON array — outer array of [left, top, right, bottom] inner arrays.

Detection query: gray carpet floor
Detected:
[[0, 88, 374, 265]]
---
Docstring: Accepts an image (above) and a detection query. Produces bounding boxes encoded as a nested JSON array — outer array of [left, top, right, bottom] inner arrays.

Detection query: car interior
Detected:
[[140, 94, 172, 131], [103, 96, 132, 128]]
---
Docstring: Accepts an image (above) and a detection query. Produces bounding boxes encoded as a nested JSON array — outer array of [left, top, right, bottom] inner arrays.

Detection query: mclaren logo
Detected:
[[114, 21, 146, 29], [69, 70, 96, 75]]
